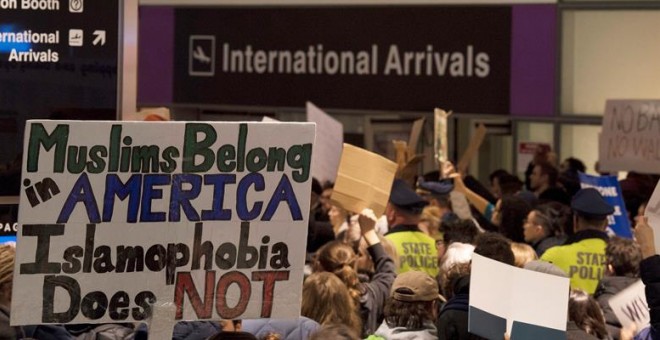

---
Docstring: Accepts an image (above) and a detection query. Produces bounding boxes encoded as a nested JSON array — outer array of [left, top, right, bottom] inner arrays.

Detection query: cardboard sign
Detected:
[[331, 144, 397, 217], [578, 172, 632, 238], [407, 118, 426, 156], [645, 180, 660, 253], [609, 280, 649, 329], [457, 123, 487, 174], [469, 254, 569, 339], [12, 121, 315, 332], [599, 100, 660, 173], [306, 102, 343, 183], [434, 108, 451, 166], [517, 142, 551, 173]]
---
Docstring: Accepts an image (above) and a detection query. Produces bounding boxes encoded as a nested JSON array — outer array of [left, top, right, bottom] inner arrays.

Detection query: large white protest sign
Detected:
[[599, 100, 660, 173], [609, 280, 649, 329], [306, 102, 343, 183], [12, 121, 315, 332], [645, 180, 660, 253], [469, 254, 569, 339]]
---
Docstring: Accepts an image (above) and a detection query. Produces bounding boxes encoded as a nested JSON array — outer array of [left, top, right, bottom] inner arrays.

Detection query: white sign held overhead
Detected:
[[609, 280, 650, 329], [306, 102, 343, 183], [12, 121, 315, 335], [469, 254, 569, 339], [599, 100, 660, 173]]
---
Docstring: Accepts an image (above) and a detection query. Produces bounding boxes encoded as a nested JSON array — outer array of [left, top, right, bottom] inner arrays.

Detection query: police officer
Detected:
[[541, 188, 614, 294], [385, 179, 438, 277], [417, 179, 454, 219]]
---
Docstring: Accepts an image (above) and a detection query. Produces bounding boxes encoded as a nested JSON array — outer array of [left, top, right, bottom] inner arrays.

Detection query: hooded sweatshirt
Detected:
[[366, 320, 438, 340]]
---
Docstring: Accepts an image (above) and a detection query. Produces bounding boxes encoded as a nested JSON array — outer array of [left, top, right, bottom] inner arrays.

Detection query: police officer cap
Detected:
[[417, 179, 454, 197], [390, 179, 428, 214], [571, 188, 614, 218]]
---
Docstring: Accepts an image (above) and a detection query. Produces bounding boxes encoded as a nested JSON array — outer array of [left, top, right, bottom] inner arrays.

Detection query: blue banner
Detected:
[[578, 173, 631, 238]]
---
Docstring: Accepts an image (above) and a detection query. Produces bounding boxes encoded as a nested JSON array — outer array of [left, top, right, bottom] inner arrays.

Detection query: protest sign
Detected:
[[261, 116, 280, 122], [331, 144, 397, 217], [12, 121, 315, 333], [645, 180, 660, 253], [457, 123, 487, 174], [306, 102, 343, 183], [578, 172, 632, 238], [599, 100, 660, 173], [434, 108, 451, 170], [608, 280, 649, 329], [407, 118, 425, 157], [469, 254, 569, 339]]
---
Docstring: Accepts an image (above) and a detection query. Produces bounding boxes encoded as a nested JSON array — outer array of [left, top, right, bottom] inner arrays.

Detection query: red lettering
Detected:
[[174, 271, 215, 319], [252, 270, 290, 317]]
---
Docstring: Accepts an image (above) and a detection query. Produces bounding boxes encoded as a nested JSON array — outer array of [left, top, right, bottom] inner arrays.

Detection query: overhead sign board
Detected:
[[173, 6, 511, 113]]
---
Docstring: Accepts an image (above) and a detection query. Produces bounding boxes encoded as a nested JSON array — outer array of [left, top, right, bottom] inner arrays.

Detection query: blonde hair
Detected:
[[511, 242, 537, 268], [0, 245, 15, 287], [302, 272, 362, 335], [420, 206, 442, 238]]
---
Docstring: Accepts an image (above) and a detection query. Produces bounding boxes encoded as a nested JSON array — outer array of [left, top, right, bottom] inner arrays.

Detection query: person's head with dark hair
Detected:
[[530, 161, 559, 194], [560, 157, 586, 174], [498, 174, 524, 197], [441, 218, 479, 246], [474, 232, 515, 266], [605, 237, 641, 278], [523, 203, 565, 244], [383, 271, 440, 330], [489, 169, 510, 198], [493, 196, 531, 243], [309, 324, 360, 340], [441, 262, 472, 300], [568, 289, 609, 339], [558, 171, 582, 199]]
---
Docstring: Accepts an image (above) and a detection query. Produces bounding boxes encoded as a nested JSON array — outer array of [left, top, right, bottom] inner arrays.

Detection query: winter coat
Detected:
[[242, 317, 320, 340], [367, 320, 438, 340], [640, 255, 660, 339], [594, 276, 639, 339], [567, 321, 600, 340], [359, 242, 397, 336]]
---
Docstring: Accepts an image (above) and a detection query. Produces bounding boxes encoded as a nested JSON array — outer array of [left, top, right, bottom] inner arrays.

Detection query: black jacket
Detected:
[[641, 255, 660, 337], [594, 276, 638, 339]]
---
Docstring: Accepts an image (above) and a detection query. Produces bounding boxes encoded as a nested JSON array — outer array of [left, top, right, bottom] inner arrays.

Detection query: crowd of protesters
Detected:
[[2, 145, 660, 340]]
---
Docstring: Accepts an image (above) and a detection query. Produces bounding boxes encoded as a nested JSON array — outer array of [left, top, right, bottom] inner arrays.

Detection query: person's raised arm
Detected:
[[444, 162, 491, 215]]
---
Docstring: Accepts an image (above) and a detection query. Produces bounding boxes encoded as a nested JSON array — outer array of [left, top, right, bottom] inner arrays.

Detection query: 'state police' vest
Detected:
[[386, 225, 439, 277], [540, 230, 608, 294]]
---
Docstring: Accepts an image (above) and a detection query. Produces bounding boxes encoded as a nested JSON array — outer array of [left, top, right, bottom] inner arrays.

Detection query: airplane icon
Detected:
[[193, 46, 211, 64], [68, 29, 83, 46], [189, 35, 215, 76]]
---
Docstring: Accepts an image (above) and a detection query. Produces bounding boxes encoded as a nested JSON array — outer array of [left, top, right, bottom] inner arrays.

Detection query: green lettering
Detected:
[[183, 123, 216, 172], [287, 143, 312, 182], [109, 125, 122, 172], [131, 145, 160, 173], [246, 147, 267, 172], [27, 123, 69, 173], [216, 145, 236, 172]]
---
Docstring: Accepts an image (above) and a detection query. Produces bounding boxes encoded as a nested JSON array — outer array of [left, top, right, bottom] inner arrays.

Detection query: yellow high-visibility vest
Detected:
[[541, 236, 607, 294], [386, 226, 439, 277]]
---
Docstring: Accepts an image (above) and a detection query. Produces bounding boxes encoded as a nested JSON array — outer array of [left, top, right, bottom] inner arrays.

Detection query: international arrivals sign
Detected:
[[173, 6, 512, 113]]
